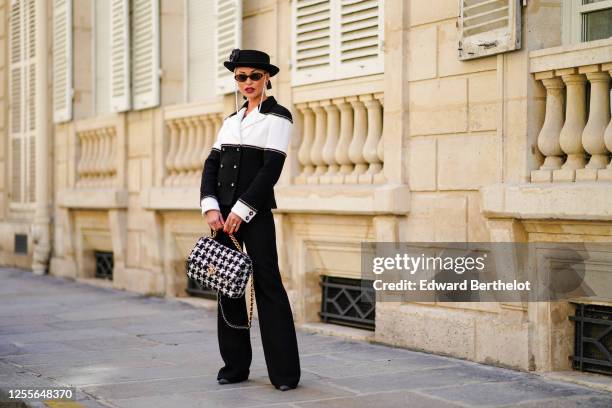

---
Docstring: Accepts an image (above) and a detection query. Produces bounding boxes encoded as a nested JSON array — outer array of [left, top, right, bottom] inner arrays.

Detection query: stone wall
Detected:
[[2, 0, 612, 373]]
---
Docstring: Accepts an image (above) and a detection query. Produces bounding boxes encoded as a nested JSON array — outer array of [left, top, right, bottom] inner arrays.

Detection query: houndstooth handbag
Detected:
[[186, 229, 255, 330]]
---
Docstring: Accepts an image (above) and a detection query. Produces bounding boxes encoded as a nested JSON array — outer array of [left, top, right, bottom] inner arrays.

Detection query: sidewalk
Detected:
[[1, 267, 611, 408]]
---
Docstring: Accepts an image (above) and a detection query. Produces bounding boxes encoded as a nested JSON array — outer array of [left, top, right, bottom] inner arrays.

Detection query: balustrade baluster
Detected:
[[360, 94, 383, 184], [295, 103, 315, 184], [333, 98, 354, 184], [554, 71, 587, 182], [577, 70, 611, 181], [320, 100, 340, 184], [531, 75, 565, 182], [346, 97, 368, 183]]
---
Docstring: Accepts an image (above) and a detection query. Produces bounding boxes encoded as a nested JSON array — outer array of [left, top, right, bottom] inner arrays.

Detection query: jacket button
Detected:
[[233, 164, 237, 168], [236, 147, 240, 151], [220, 164, 224, 168], [249, 211, 253, 215], [231, 182, 235, 187], [217, 182, 221, 186], [246, 216, 249, 220], [222, 147, 225, 151]]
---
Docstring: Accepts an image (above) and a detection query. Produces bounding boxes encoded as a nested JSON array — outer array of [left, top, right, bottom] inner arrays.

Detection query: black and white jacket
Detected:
[[199, 96, 292, 223]]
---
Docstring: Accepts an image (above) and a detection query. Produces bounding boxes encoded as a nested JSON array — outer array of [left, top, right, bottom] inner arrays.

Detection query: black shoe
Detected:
[[217, 375, 248, 384]]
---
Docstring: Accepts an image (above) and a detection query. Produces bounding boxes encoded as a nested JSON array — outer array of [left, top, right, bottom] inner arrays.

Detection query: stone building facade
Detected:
[[1, 0, 611, 374]]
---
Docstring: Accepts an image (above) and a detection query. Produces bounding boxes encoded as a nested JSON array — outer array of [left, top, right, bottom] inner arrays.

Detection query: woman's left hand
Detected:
[[223, 212, 243, 235]]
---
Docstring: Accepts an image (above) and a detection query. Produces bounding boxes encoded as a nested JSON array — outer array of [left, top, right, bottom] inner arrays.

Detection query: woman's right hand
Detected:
[[205, 209, 225, 231]]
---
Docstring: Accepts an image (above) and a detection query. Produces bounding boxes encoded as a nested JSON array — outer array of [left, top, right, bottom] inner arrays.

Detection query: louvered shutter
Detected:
[[336, 0, 383, 79], [9, 0, 37, 205], [24, 0, 36, 203], [52, 0, 72, 123], [110, 0, 130, 112], [291, 0, 333, 86], [215, 0, 241, 95], [187, 0, 215, 102], [94, 0, 112, 115], [9, 0, 23, 204], [458, 0, 521, 60], [131, 0, 160, 110]]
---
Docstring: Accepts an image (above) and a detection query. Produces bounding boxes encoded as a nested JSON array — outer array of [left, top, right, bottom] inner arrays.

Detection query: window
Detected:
[[457, 0, 521, 60], [185, 0, 216, 102], [291, 0, 384, 86], [214, 0, 242, 95], [112, 0, 161, 111], [9, 0, 37, 207], [51, 0, 160, 116], [563, 0, 612, 44], [184, 0, 241, 99]]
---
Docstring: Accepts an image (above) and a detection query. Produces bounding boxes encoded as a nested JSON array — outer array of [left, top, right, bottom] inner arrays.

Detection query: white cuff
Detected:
[[231, 199, 257, 223], [201, 196, 220, 215]]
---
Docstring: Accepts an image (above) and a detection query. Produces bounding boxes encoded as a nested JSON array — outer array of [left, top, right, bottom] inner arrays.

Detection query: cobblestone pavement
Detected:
[[1, 267, 611, 408]]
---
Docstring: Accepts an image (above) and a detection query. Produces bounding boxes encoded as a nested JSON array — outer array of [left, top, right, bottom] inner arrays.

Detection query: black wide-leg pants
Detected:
[[212, 204, 301, 388]]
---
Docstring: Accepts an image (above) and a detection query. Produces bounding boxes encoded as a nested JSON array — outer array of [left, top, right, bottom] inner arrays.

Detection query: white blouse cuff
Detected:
[[231, 199, 257, 223], [201, 196, 220, 215]]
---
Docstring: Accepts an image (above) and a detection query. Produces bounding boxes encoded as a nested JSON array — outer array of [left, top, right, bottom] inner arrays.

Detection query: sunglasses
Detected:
[[234, 72, 265, 82]]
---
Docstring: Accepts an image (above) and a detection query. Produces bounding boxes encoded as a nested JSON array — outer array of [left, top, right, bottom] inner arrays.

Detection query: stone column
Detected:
[[32, 0, 51, 275]]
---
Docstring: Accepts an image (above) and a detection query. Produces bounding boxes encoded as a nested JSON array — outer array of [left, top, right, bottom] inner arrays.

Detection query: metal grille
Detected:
[[319, 276, 375, 330], [570, 303, 612, 375], [14, 234, 27, 254], [94, 251, 113, 280], [185, 260, 217, 299]]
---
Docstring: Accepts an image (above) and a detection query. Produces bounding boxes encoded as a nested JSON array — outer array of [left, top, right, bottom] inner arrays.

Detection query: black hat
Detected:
[[223, 48, 280, 77]]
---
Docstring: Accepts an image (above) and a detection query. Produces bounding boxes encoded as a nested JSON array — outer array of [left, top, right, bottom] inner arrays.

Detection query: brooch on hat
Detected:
[[229, 48, 240, 62]]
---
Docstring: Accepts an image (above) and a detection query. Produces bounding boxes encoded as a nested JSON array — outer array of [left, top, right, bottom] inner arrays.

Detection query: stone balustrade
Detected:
[[76, 126, 118, 187], [531, 43, 612, 182], [163, 110, 223, 186], [294, 92, 384, 185]]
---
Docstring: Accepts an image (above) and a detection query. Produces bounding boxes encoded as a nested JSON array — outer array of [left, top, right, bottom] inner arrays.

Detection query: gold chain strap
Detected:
[[211, 228, 255, 330], [211, 229, 242, 252]]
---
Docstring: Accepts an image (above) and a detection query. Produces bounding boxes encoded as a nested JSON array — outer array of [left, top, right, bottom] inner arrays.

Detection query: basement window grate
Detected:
[[186, 260, 217, 299], [319, 276, 375, 331], [14, 234, 28, 254], [94, 251, 114, 280], [570, 303, 612, 375]]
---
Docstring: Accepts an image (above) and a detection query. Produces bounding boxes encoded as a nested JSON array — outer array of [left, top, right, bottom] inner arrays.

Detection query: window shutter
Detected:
[[9, 0, 37, 205], [52, 0, 72, 123], [131, 0, 160, 110], [25, 0, 36, 203], [10, 139, 22, 203], [291, 0, 333, 86], [215, 0, 241, 95], [94, 0, 112, 115], [458, 0, 521, 60], [187, 0, 215, 102], [110, 0, 131, 112], [9, 0, 24, 204], [336, 0, 383, 79]]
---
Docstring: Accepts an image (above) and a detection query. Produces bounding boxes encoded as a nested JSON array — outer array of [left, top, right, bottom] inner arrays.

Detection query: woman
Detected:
[[199, 49, 301, 391]]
